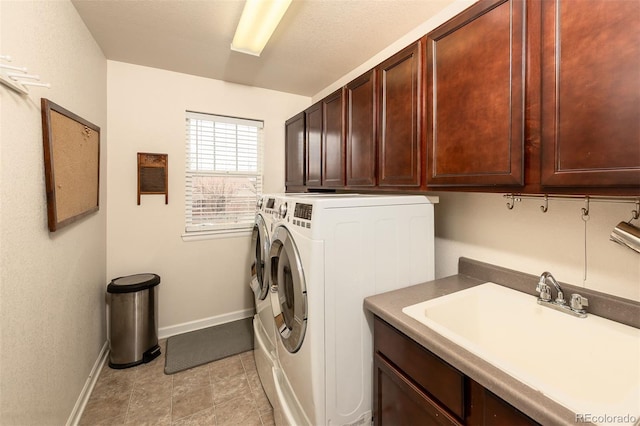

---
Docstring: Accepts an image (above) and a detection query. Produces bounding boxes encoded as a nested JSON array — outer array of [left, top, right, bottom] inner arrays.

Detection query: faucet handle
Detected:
[[570, 293, 589, 312], [536, 282, 552, 301]]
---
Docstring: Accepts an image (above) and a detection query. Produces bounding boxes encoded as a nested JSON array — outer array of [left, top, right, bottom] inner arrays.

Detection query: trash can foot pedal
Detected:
[[143, 345, 161, 363]]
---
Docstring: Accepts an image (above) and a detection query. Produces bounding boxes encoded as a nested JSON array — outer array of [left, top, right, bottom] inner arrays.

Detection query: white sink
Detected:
[[402, 282, 640, 425]]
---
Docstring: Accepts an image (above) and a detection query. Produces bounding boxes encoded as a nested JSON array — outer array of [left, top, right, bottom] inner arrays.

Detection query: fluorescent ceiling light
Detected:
[[231, 0, 292, 56]]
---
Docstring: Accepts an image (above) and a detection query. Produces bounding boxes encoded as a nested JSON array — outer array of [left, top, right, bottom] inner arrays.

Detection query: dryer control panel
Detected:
[[294, 203, 313, 220], [293, 203, 313, 229], [264, 197, 278, 218]]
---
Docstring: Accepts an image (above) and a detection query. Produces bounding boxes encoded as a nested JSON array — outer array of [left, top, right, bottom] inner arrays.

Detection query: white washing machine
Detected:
[[267, 194, 437, 426], [250, 193, 282, 407]]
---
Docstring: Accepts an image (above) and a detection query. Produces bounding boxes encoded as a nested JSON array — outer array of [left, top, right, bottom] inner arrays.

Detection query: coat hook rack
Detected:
[[504, 193, 640, 213], [0, 54, 50, 95]]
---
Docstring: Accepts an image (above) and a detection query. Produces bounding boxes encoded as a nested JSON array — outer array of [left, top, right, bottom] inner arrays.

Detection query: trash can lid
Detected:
[[107, 273, 160, 293]]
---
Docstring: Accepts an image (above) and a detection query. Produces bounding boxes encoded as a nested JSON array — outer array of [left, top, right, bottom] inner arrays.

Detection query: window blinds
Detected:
[[185, 111, 263, 233]]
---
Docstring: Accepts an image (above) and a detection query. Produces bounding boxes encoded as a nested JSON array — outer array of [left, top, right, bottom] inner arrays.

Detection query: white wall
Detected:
[[0, 1, 107, 425], [313, 0, 640, 302], [106, 61, 310, 333]]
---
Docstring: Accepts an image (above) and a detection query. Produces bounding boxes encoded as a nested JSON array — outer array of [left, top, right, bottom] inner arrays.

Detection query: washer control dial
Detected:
[[279, 202, 288, 219]]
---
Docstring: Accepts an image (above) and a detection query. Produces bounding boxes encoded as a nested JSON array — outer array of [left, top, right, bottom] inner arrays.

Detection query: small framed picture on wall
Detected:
[[137, 152, 168, 205]]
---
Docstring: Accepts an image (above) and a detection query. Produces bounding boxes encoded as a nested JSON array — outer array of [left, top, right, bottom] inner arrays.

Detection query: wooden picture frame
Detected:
[[137, 153, 168, 205], [41, 98, 100, 232]]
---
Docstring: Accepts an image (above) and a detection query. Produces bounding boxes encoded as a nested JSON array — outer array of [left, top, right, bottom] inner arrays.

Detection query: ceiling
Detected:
[[71, 0, 456, 97]]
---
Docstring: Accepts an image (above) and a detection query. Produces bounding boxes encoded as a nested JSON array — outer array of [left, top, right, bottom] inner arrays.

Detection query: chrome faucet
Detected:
[[535, 272, 588, 318], [538, 271, 565, 305]]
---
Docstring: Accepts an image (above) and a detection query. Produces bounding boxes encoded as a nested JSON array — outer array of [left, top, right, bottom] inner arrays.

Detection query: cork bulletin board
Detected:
[[41, 98, 100, 232]]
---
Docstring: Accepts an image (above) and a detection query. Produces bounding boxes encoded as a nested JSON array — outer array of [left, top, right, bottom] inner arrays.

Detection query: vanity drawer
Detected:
[[374, 316, 465, 419]]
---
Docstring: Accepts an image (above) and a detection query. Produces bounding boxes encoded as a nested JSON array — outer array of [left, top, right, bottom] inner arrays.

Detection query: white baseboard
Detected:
[[66, 341, 109, 426], [158, 307, 255, 339]]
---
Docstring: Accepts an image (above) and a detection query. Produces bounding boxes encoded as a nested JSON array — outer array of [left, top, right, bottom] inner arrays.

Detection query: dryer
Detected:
[[267, 194, 437, 426], [250, 193, 281, 406]]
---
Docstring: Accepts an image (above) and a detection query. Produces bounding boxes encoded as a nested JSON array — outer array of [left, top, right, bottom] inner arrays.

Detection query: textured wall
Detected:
[[106, 61, 309, 333], [433, 192, 640, 302], [0, 1, 107, 424]]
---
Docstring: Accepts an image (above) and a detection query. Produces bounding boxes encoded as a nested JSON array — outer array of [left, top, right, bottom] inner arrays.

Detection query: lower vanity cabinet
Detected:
[[373, 316, 538, 426], [467, 380, 538, 426], [374, 353, 462, 426]]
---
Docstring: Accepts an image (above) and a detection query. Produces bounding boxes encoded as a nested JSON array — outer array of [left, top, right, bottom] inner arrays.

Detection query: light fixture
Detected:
[[231, 0, 292, 57]]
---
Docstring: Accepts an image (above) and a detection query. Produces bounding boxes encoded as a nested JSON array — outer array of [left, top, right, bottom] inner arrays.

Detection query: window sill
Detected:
[[181, 229, 252, 242]]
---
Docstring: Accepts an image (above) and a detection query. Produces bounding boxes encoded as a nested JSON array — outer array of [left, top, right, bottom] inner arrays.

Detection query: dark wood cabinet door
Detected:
[[467, 379, 539, 426], [322, 89, 345, 187], [346, 70, 377, 187], [374, 353, 462, 426], [305, 102, 322, 187], [374, 317, 465, 419], [426, 0, 525, 187], [540, 0, 640, 188], [378, 40, 423, 187], [285, 112, 305, 187]]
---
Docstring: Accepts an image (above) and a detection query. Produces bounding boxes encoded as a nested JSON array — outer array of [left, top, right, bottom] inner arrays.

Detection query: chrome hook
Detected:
[[540, 195, 549, 213], [581, 196, 590, 220], [630, 200, 640, 222], [505, 193, 522, 210]]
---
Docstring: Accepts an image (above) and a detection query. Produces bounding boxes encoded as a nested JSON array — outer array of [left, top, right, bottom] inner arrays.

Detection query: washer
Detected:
[[268, 194, 437, 426], [250, 193, 282, 407]]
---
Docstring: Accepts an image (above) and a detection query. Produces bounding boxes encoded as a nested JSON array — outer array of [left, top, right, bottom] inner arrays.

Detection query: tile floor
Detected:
[[80, 339, 274, 426]]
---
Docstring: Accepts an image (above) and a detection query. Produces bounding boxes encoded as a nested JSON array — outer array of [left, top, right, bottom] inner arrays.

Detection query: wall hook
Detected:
[[506, 193, 516, 210], [0, 54, 50, 95], [630, 200, 640, 222], [540, 195, 549, 213], [581, 196, 590, 220]]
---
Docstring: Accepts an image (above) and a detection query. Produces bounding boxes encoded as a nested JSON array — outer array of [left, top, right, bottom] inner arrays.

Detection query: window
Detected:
[[185, 111, 263, 236]]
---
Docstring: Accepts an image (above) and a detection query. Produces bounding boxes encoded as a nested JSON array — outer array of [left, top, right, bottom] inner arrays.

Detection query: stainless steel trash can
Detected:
[[107, 273, 161, 369]]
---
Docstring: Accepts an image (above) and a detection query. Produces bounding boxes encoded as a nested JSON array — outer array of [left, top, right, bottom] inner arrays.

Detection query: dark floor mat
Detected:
[[164, 317, 253, 374]]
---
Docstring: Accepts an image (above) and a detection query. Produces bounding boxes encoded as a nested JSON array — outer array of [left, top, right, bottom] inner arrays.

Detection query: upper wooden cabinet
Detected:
[[286, 0, 639, 194], [344, 39, 424, 189], [540, 0, 640, 188], [322, 89, 346, 187], [290, 90, 346, 191], [426, 0, 525, 187], [346, 70, 377, 187], [305, 102, 323, 187], [378, 40, 423, 188], [285, 112, 305, 188]]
